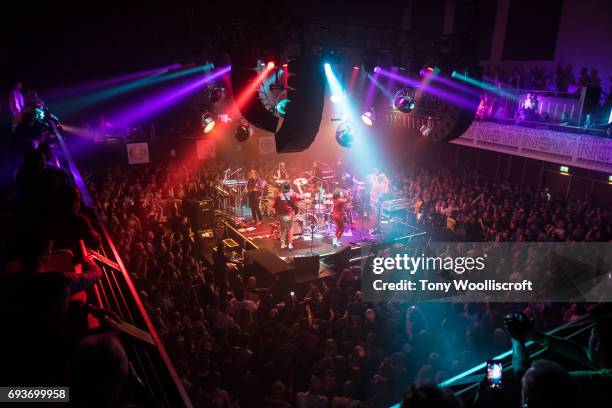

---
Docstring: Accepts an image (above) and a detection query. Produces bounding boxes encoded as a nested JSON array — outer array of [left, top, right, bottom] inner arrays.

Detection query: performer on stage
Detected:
[[370, 173, 390, 212], [246, 169, 265, 225], [370, 172, 390, 232], [274, 162, 289, 181], [331, 189, 348, 247], [274, 182, 302, 250], [311, 161, 323, 182]]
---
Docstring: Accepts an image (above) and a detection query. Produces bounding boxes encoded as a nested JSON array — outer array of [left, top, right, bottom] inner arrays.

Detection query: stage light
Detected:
[[420, 66, 440, 77], [209, 86, 227, 103], [560, 166, 569, 175], [335, 122, 354, 148], [419, 117, 434, 137], [235, 120, 253, 142], [393, 88, 416, 113], [330, 93, 344, 104], [420, 123, 432, 137], [360, 107, 376, 126], [267, 61, 275, 69], [201, 111, 216, 133], [324, 63, 345, 104], [282, 63, 288, 68], [276, 98, 288, 117]]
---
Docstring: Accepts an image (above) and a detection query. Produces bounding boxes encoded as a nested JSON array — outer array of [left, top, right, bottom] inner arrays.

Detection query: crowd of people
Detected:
[[2, 83, 611, 408], [0, 137, 169, 405], [477, 63, 612, 127], [396, 166, 611, 243], [77, 153, 611, 407], [485, 62, 608, 95]]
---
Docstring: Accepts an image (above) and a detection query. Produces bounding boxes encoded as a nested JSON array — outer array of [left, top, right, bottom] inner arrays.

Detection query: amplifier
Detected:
[[380, 199, 411, 219]]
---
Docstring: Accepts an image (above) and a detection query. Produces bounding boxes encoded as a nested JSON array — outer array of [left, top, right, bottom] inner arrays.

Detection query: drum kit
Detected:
[[271, 177, 357, 237], [215, 163, 368, 238]]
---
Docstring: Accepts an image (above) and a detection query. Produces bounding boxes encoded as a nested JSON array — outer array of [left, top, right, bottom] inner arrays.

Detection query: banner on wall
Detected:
[[453, 121, 612, 173], [126, 143, 150, 164], [258, 136, 275, 155], [196, 139, 216, 160]]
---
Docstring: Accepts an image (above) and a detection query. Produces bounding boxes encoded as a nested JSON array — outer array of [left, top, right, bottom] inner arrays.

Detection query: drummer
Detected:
[[274, 162, 289, 182]]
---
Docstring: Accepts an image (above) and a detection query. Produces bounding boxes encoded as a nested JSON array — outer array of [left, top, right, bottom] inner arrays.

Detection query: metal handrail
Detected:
[[438, 313, 593, 391], [388, 313, 594, 408], [52, 124, 193, 408]]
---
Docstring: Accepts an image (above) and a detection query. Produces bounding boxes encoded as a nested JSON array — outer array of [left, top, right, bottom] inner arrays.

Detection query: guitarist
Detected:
[[273, 181, 302, 250], [246, 169, 265, 225]]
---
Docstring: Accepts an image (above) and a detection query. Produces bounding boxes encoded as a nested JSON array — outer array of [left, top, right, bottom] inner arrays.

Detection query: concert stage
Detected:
[[219, 205, 428, 262]]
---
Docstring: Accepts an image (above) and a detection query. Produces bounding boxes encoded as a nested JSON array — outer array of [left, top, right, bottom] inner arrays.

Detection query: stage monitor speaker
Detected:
[[184, 198, 214, 230], [230, 51, 279, 133], [245, 248, 290, 287], [195, 198, 214, 230], [275, 53, 325, 152], [322, 246, 351, 272], [292, 254, 320, 283]]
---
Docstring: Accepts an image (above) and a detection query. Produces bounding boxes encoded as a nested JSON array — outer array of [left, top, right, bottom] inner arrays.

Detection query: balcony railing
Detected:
[[52, 124, 193, 408]]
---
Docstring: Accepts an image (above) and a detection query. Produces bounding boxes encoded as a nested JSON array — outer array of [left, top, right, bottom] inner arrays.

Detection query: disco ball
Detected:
[[209, 87, 226, 103], [393, 88, 416, 113], [235, 120, 253, 142], [335, 122, 354, 148]]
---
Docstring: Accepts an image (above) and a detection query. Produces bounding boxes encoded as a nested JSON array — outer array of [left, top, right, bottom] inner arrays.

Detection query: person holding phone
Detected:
[[504, 310, 612, 408]]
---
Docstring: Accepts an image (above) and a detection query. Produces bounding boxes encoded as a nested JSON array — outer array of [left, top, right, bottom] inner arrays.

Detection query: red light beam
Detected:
[[234, 63, 275, 110]]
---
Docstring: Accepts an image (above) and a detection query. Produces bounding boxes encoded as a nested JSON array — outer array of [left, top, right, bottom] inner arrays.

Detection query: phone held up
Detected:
[[486, 360, 503, 390]]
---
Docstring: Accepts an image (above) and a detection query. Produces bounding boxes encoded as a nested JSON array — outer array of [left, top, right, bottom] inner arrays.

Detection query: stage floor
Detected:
[[226, 205, 426, 259], [236, 216, 376, 258]]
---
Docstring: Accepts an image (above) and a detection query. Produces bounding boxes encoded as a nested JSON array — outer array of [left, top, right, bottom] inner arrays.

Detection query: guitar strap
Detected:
[[283, 193, 299, 215]]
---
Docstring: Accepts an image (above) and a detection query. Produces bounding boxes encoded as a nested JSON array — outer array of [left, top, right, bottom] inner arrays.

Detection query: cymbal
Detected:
[[275, 179, 288, 184], [293, 178, 309, 186]]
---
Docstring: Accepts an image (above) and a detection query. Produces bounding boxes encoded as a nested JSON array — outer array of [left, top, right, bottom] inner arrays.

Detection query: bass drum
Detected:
[[296, 212, 319, 234]]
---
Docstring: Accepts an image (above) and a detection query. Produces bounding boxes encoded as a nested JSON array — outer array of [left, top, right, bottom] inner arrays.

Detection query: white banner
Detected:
[[453, 122, 612, 173], [196, 139, 216, 160], [126, 143, 150, 164], [258, 135, 275, 155]]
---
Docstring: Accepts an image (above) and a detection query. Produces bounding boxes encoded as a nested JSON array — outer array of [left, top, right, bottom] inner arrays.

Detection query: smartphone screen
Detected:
[[486, 361, 503, 388]]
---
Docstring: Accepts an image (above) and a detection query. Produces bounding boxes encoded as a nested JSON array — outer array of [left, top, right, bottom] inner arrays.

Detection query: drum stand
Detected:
[[354, 191, 372, 242], [309, 223, 316, 254]]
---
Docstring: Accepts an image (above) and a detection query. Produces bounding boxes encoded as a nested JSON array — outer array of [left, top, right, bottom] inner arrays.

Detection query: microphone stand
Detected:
[[310, 223, 316, 255]]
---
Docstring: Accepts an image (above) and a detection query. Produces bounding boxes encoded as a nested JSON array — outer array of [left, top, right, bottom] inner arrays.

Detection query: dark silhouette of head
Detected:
[[521, 359, 577, 408], [402, 382, 462, 408]]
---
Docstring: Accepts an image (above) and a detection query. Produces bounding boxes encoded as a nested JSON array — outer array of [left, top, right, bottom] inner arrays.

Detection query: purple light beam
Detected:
[[110, 66, 231, 127], [377, 68, 477, 109], [46, 64, 181, 101]]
